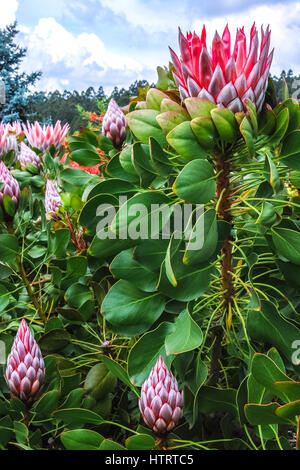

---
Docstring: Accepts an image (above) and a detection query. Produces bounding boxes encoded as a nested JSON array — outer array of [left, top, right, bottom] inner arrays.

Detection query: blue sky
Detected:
[[1, 0, 299, 93]]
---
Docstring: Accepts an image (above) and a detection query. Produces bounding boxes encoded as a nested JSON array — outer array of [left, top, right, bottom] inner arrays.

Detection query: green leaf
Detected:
[[128, 322, 174, 386], [102, 280, 166, 336], [0, 284, 10, 312], [70, 149, 101, 167], [275, 98, 300, 134], [53, 408, 104, 426], [190, 116, 217, 149], [99, 439, 126, 450], [39, 328, 71, 353], [269, 107, 289, 147], [273, 381, 300, 402], [244, 403, 288, 425], [247, 302, 300, 365], [125, 434, 156, 450], [0, 234, 19, 267], [110, 248, 158, 292], [13, 421, 28, 445], [167, 121, 207, 161], [102, 355, 139, 397], [271, 227, 300, 265], [240, 116, 255, 157], [157, 111, 188, 134], [111, 191, 172, 239], [61, 429, 104, 450], [65, 283, 93, 309], [165, 309, 203, 355], [184, 97, 217, 118], [126, 109, 167, 148], [275, 400, 300, 420], [173, 159, 216, 204], [61, 168, 96, 186], [250, 353, 291, 401], [264, 153, 280, 192], [146, 88, 169, 111], [280, 130, 300, 170], [32, 390, 60, 418], [184, 209, 218, 265], [197, 387, 237, 417], [211, 108, 238, 143]]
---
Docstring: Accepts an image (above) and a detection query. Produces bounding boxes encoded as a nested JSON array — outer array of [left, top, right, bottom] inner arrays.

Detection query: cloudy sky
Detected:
[[1, 0, 300, 94]]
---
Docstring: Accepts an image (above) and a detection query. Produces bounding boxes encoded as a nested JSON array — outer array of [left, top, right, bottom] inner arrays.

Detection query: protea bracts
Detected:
[[139, 356, 184, 435], [0, 161, 20, 212], [102, 99, 127, 150], [0, 124, 18, 156], [19, 142, 41, 171], [23, 121, 70, 152], [5, 319, 45, 404], [45, 179, 62, 219], [169, 23, 273, 113]]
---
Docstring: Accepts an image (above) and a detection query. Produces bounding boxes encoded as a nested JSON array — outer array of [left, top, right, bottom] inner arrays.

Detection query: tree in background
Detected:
[[30, 80, 153, 133], [0, 22, 44, 122]]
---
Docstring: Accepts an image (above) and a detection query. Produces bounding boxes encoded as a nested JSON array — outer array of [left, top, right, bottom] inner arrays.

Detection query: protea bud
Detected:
[[19, 142, 41, 171], [23, 121, 70, 152], [139, 356, 184, 435], [169, 23, 273, 113], [102, 99, 127, 150], [45, 179, 63, 219], [0, 161, 20, 212], [5, 319, 45, 404]]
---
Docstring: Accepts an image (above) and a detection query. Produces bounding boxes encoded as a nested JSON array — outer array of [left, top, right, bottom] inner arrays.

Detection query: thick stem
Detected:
[[208, 153, 234, 386], [215, 153, 235, 311], [6, 221, 46, 324]]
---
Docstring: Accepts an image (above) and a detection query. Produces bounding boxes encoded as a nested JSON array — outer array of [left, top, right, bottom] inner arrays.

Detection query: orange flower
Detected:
[[90, 113, 99, 122]]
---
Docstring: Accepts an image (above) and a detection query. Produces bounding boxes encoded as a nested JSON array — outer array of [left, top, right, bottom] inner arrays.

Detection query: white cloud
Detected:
[[192, 2, 300, 76], [19, 17, 149, 92], [99, 0, 188, 33], [0, 0, 19, 28]]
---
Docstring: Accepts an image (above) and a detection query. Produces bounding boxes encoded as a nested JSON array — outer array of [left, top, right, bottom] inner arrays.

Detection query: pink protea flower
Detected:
[[0, 161, 20, 209], [139, 356, 184, 435], [19, 142, 41, 171], [45, 179, 62, 219], [5, 319, 45, 404], [4, 121, 23, 136], [102, 99, 127, 150], [0, 124, 18, 156], [169, 23, 273, 113], [23, 121, 70, 152]]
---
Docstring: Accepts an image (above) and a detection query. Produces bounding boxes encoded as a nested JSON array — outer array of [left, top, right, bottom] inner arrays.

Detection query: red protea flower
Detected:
[[23, 121, 70, 152], [19, 142, 41, 171], [45, 179, 63, 219], [102, 99, 127, 150], [0, 161, 20, 210], [169, 23, 273, 113], [5, 319, 45, 404], [139, 356, 184, 435]]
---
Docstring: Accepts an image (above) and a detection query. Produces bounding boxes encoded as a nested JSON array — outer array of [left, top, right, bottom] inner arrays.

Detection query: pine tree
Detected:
[[0, 22, 43, 122]]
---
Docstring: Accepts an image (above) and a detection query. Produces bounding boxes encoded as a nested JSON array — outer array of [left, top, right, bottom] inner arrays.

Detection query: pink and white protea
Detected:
[[19, 142, 41, 170], [169, 23, 273, 113], [102, 99, 127, 150], [0, 161, 20, 209], [139, 356, 184, 435], [45, 179, 62, 219], [23, 121, 70, 152], [5, 319, 45, 404], [4, 121, 23, 136], [0, 124, 18, 156]]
